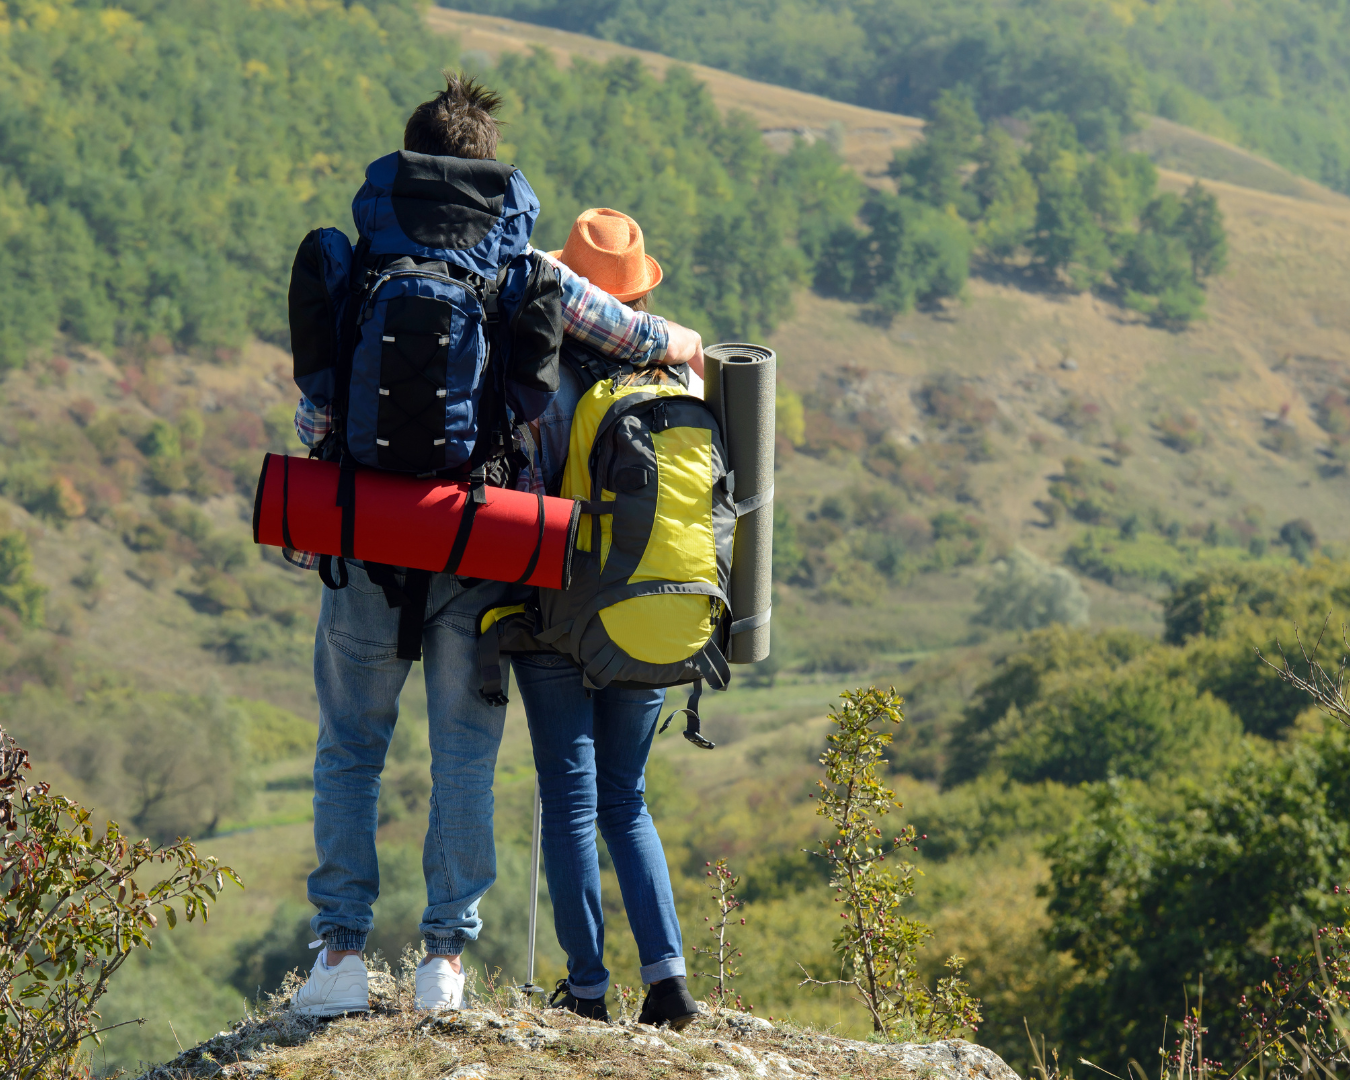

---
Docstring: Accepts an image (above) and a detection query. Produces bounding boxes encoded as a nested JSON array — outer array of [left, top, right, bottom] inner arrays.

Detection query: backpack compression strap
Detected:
[[363, 564, 434, 661], [474, 603, 529, 707], [659, 680, 715, 750]]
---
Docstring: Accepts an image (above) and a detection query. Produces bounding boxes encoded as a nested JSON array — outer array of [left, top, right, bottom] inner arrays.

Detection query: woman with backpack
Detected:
[[514, 207, 702, 1030]]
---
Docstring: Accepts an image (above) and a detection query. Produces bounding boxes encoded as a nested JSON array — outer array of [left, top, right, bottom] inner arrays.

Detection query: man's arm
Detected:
[[542, 250, 703, 376], [294, 395, 332, 449]]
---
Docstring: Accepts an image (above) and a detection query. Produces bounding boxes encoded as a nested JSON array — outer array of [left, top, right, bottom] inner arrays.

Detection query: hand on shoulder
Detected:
[[663, 322, 704, 378]]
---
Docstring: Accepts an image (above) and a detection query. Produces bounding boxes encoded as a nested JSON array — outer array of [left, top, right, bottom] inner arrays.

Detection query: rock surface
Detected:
[[134, 994, 1021, 1080]]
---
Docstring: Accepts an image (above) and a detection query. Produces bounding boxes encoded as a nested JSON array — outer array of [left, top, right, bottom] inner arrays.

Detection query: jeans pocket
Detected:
[[326, 628, 400, 664], [324, 574, 400, 663], [345, 562, 391, 597], [429, 608, 476, 639]]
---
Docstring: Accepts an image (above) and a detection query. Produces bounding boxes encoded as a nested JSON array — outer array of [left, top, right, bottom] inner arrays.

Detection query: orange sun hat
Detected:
[[549, 208, 662, 303]]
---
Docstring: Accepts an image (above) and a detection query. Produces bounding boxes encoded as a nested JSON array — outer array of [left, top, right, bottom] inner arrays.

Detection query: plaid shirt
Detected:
[[283, 250, 670, 570]]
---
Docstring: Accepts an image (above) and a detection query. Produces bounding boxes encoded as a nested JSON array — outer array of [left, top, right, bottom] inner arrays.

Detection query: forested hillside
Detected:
[[5, 2, 1350, 1077], [0, 0, 853, 367], [444, 0, 1350, 195]]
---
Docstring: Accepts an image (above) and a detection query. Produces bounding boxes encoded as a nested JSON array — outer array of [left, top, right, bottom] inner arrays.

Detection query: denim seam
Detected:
[[429, 786, 455, 917]]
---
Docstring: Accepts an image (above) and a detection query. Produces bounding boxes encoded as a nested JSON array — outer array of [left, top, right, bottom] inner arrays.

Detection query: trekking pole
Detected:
[[515, 777, 546, 1000]]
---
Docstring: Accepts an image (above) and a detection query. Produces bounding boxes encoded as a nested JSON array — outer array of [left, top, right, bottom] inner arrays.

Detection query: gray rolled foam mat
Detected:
[[705, 343, 775, 664]]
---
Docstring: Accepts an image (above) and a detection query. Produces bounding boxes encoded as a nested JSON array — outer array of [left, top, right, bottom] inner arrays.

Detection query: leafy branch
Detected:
[[0, 726, 241, 1079]]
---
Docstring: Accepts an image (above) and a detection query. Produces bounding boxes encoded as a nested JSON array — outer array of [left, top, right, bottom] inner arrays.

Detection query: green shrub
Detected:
[[973, 548, 1089, 632], [1044, 726, 1350, 1074], [0, 529, 46, 629], [232, 699, 315, 764], [1065, 527, 1283, 588], [1154, 411, 1206, 452], [944, 625, 1160, 786], [988, 663, 1240, 785], [0, 726, 239, 1079]]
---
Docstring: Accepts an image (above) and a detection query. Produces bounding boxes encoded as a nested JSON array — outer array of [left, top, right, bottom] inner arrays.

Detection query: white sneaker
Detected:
[[415, 956, 465, 1011], [290, 948, 370, 1016]]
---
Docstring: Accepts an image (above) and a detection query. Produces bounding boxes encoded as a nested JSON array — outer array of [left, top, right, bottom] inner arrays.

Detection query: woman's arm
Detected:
[[541, 250, 703, 376]]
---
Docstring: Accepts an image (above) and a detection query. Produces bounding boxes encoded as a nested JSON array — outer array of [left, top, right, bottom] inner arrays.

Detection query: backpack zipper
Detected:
[[358, 268, 487, 323]]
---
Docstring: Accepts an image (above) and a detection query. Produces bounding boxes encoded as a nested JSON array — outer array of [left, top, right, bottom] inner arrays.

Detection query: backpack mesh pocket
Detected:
[[376, 295, 453, 472]]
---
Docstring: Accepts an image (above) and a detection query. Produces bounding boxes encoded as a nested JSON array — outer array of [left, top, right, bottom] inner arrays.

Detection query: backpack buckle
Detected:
[[470, 465, 489, 504]]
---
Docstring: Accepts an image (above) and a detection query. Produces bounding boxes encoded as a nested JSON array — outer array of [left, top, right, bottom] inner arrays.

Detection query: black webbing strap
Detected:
[[318, 555, 348, 590], [477, 630, 509, 707], [280, 454, 295, 551], [513, 492, 546, 585], [443, 491, 482, 575], [362, 563, 408, 608], [396, 569, 433, 661], [683, 681, 714, 748], [360, 563, 432, 662], [658, 680, 715, 750], [336, 461, 357, 559]]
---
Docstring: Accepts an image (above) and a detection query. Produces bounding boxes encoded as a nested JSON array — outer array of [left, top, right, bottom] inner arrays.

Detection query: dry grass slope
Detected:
[[426, 8, 926, 179]]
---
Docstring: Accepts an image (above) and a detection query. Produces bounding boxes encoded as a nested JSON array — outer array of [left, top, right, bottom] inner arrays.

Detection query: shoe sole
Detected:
[[291, 1003, 370, 1017], [639, 1011, 699, 1031]]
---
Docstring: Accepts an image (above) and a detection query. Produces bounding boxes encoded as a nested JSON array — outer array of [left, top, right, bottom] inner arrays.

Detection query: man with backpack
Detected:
[[286, 74, 705, 1017]]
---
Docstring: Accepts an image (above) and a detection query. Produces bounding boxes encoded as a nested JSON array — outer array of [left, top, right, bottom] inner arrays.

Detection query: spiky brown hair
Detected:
[[403, 71, 503, 159]]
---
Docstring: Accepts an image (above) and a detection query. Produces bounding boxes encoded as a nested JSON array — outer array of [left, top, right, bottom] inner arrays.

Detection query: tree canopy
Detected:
[[0, 0, 859, 365]]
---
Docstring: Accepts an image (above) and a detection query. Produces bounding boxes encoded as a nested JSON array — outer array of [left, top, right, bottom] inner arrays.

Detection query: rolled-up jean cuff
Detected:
[[568, 977, 609, 1000], [640, 958, 686, 985], [324, 929, 367, 953], [424, 933, 467, 957]]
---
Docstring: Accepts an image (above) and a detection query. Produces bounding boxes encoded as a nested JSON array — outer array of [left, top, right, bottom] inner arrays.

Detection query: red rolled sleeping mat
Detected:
[[252, 453, 579, 589]]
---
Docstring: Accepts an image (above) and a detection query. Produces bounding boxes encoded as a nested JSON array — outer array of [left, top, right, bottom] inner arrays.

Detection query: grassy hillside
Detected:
[[6, 7, 1350, 1079], [428, 7, 924, 180]]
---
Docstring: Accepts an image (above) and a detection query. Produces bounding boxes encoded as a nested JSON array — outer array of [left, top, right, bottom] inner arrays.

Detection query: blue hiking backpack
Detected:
[[285, 152, 565, 656], [288, 151, 563, 485]]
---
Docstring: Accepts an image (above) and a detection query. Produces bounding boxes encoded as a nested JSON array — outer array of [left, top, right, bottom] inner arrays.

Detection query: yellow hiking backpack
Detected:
[[477, 368, 737, 747]]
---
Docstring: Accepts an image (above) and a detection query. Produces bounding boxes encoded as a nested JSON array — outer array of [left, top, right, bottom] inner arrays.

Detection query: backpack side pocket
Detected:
[[501, 251, 563, 422], [289, 227, 353, 408]]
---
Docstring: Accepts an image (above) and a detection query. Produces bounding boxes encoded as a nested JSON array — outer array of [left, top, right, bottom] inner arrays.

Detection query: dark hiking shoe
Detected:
[[548, 978, 610, 1021], [638, 976, 700, 1031]]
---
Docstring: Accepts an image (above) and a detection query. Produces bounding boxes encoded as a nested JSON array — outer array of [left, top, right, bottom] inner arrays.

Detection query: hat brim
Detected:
[[547, 251, 663, 305]]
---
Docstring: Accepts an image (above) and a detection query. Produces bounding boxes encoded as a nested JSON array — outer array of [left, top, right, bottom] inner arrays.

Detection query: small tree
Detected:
[[799, 687, 980, 1038], [691, 858, 748, 1012], [0, 726, 240, 1079], [1179, 181, 1227, 283]]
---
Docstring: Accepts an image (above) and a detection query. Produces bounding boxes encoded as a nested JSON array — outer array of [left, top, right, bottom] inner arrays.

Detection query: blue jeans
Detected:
[[513, 654, 685, 997], [308, 561, 517, 956]]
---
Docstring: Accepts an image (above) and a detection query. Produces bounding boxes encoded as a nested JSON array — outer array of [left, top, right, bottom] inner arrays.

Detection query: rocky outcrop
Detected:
[[135, 995, 1022, 1080]]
